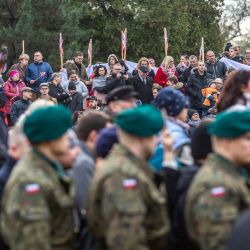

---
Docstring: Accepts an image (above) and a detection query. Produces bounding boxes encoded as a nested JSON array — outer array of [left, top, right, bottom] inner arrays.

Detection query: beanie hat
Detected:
[[154, 87, 189, 117], [9, 70, 19, 78], [68, 82, 76, 90]]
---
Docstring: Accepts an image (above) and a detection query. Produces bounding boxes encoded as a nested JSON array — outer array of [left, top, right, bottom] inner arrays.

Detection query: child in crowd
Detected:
[[188, 109, 201, 136], [167, 75, 184, 90]]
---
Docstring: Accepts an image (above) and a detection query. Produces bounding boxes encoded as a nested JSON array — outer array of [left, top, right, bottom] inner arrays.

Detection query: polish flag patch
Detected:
[[122, 179, 137, 190], [210, 186, 225, 198], [25, 183, 40, 195]]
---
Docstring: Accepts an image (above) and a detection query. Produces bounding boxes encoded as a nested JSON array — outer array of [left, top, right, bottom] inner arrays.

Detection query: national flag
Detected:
[[199, 37, 204, 62], [123, 179, 137, 190], [25, 183, 40, 195], [121, 29, 127, 60], [59, 33, 64, 55], [210, 186, 225, 198], [88, 39, 92, 66]]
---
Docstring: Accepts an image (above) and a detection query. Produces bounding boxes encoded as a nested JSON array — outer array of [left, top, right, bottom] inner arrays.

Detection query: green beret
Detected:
[[24, 105, 72, 143], [115, 104, 164, 137], [208, 110, 250, 138]]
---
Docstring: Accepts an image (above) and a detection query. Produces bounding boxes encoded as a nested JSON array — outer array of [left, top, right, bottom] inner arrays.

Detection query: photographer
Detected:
[[94, 63, 129, 94], [48, 73, 71, 105], [67, 82, 83, 113]]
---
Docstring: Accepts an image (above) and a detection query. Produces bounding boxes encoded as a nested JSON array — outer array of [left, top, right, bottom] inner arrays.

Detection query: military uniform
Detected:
[[87, 144, 169, 250], [39, 95, 57, 104], [1, 149, 75, 250], [186, 153, 250, 250]]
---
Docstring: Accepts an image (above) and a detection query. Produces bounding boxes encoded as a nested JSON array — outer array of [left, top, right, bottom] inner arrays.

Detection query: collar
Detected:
[[32, 147, 65, 178]]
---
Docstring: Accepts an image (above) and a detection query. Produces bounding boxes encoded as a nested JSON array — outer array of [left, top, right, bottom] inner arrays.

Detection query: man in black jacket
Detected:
[[205, 51, 227, 79], [67, 82, 83, 113], [10, 87, 33, 124], [187, 61, 213, 118], [182, 55, 198, 84], [94, 63, 129, 94], [128, 66, 154, 104]]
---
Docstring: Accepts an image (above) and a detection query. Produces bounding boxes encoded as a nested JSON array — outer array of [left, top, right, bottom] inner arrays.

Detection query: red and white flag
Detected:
[[59, 33, 64, 55], [121, 29, 127, 60], [164, 28, 168, 55], [88, 39, 92, 66]]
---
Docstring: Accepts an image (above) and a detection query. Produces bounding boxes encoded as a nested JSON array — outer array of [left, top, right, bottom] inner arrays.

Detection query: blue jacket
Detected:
[[25, 61, 53, 92]]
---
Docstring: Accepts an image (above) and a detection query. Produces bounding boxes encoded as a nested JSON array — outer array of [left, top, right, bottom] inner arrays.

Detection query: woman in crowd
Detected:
[[4, 70, 26, 126], [176, 55, 188, 81], [107, 54, 118, 75], [217, 70, 250, 112], [154, 56, 178, 87], [132, 57, 155, 79], [92, 65, 108, 104], [48, 72, 70, 105]]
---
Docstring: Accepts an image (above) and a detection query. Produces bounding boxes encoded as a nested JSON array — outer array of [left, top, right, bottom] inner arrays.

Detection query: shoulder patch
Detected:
[[210, 186, 225, 198], [25, 183, 40, 195], [122, 179, 137, 190]]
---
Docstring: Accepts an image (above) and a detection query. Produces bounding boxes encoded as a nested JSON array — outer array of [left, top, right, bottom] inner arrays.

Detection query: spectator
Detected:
[[62, 71, 88, 99], [154, 56, 178, 87], [228, 46, 245, 64], [187, 109, 201, 136], [128, 65, 154, 104], [182, 55, 198, 84], [7, 54, 29, 81], [67, 82, 83, 113], [152, 83, 162, 99], [176, 55, 188, 81], [107, 54, 118, 75], [10, 87, 33, 124], [245, 48, 250, 66], [132, 57, 155, 80], [48, 73, 70, 105], [25, 51, 53, 92], [148, 58, 158, 74], [4, 70, 26, 126], [38, 82, 57, 104], [86, 96, 100, 111]]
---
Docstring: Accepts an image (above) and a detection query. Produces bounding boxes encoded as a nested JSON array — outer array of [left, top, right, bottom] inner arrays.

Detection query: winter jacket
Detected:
[[65, 61, 87, 80], [62, 80, 88, 99], [4, 79, 26, 114], [0, 112, 7, 147], [128, 75, 154, 103], [187, 69, 213, 109], [67, 92, 83, 113], [0, 85, 6, 109], [10, 98, 31, 124], [182, 66, 194, 84], [205, 60, 227, 79], [132, 69, 155, 80], [176, 64, 188, 82], [48, 82, 70, 105], [202, 87, 218, 108], [154, 67, 178, 87], [25, 61, 53, 92]]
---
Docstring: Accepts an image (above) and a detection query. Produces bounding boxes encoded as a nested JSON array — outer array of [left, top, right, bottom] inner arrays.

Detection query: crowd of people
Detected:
[[0, 43, 250, 250]]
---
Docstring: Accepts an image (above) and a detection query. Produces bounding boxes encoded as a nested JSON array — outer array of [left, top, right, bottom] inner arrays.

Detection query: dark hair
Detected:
[[217, 70, 250, 112], [76, 111, 110, 141], [69, 70, 79, 77], [152, 83, 162, 91], [74, 51, 83, 57], [118, 59, 129, 73], [94, 65, 107, 77]]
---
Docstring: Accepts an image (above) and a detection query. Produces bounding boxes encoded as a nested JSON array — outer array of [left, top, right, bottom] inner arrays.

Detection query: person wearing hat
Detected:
[[128, 65, 154, 104], [10, 87, 33, 125], [87, 105, 169, 250], [39, 82, 57, 104], [152, 87, 192, 172], [104, 85, 138, 120], [4, 70, 26, 126], [1, 105, 75, 250], [186, 110, 250, 250], [67, 82, 83, 113], [86, 95, 100, 110]]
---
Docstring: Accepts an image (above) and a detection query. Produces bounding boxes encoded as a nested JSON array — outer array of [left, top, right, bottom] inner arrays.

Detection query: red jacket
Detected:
[[4, 79, 26, 114], [154, 67, 178, 87]]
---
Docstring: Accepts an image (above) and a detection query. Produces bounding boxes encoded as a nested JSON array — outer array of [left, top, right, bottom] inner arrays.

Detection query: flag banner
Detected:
[[88, 39, 93, 66], [220, 57, 250, 71], [121, 29, 127, 60], [59, 33, 64, 68]]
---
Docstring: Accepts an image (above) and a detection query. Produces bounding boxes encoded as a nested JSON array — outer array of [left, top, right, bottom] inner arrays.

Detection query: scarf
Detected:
[[188, 119, 201, 127], [161, 65, 176, 77], [93, 76, 107, 89]]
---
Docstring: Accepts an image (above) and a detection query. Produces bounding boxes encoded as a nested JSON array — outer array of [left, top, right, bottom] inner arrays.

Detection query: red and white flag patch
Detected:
[[25, 183, 40, 195], [122, 179, 137, 190], [210, 186, 225, 198]]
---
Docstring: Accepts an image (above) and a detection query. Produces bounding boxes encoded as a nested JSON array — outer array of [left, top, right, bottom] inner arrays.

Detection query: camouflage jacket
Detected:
[[87, 144, 169, 250], [186, 153, 250, 250], [1, 149, 75, 250]]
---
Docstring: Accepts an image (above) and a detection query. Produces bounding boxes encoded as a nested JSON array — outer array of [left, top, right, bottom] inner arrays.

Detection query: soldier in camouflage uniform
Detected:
[[1, 105, 74, 250], [87, 105, 170, 250], [186, 110, 250, 250]]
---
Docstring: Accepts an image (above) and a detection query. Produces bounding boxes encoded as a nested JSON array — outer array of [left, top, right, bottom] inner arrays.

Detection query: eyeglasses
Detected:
[[114, 68, 122, 70]]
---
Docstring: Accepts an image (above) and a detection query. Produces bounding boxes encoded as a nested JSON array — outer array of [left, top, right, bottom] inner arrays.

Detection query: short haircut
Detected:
[[74, 51, 83, 57], [76, 111, 110, 141], [69, 70, 79, 77], [19, 54, 29, 60], [189, 55, 197, 60], [34, 51, 43, 56], [8, 125, 27, 148], [152, 83, 162, 91]]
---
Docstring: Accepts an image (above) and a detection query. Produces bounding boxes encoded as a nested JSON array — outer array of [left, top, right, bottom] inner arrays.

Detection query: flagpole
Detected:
[[59, 33, 63, 69], [121, 30, 124, 60], [164, 28, 168, 58], [124, 28, 127, 61], [22, 40, 25, 54], [202, 37, 204, 63], [88, 39, 92, 66]]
